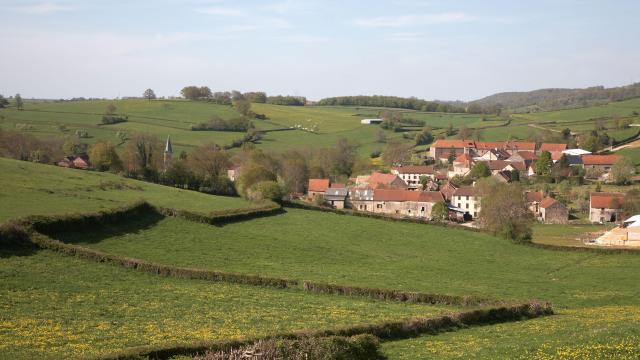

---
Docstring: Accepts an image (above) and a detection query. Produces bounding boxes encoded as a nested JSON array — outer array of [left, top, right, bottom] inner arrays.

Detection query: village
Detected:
[[301, 139, 639, 247]]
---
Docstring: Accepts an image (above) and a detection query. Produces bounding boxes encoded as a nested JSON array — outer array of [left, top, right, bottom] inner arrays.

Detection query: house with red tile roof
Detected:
[[307, 179, 330, 200], [589, 192, 625, 223], [525, 191, 544, 213], [429, 139, 476, 160], [372, 189, 444, 219], [58, 155, 90, 169], [583, 155, 622, 179], [450, 153, 474, 178]]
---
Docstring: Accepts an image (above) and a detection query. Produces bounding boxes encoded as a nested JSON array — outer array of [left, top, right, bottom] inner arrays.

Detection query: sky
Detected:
[[1, 0, 639, 101]]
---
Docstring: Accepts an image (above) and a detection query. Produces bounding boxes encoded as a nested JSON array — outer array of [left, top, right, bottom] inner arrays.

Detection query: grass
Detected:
[[0, 157, 251, 223], [45, 205, 640, 358], [531, 224, 608, 247], [0, 249, 450, 359]]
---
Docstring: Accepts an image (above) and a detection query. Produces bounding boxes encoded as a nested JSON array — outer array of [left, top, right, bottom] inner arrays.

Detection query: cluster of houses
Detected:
[[307, 169, 629, 225], [430, 139, 622, 181]]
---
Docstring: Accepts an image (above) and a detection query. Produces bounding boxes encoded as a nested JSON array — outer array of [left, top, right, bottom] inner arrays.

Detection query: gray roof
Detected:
[[325, 188, 348, 201], [350, 188, 373, 201]]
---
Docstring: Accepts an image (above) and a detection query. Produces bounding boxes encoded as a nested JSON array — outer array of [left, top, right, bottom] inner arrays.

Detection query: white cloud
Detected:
[[195, 6, 244, 17], [14, 2, 75, 14], [386, 32, 426, 42], [354, 12, 477, 28]]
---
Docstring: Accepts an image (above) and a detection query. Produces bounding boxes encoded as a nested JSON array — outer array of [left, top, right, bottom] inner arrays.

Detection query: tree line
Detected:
[[317, 95, 466, 113], [179, 87, 306, 106]]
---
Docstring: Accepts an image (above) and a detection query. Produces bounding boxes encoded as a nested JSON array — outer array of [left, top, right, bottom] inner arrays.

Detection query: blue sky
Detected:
[[1, 0, 639, 100]]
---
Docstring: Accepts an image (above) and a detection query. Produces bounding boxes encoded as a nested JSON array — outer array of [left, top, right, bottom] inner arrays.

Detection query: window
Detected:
[[466, 196, 469, 200], [377, 204, 383, 209], [458, 203, 461, 208], [421, 207, 425, 211], [466, 204, 469, 209]]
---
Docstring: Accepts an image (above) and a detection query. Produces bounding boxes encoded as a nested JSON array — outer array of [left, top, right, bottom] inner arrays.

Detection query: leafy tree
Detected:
[[89, 142, 122, 172], [419, 175, 430, 190], [244, 92, 267, 103], [375, 130, 387, 144], [236, 161, 277, 197], [15, 94, 24, 110], [234, 99, 251, 116], [0, 94, 9, 108], [181, 86, 203, 100], [121, 133, 162, 178], [447, 152, 456, 164], [105, 103, 117, 115], [623, 189, 640, 216], [536, 151, 553, 175], [561, 128, 572, 140], [382, 141, 412, 166], [414, 127, 434, 146], [445, 123, 455, 136], [186, 143, 231, 180], [595, 181, 602, 192], [280, 151, 309, 194], [477, 180, 533, 242], [143, 89, 156, 101], [611, 157, 635, 185], [511, 169, 520, 182], [431, 202, 448, 221], [457, 125, 471, 139], [330, 138, 359, 177], [163, 159, 195, 188], [469, 162, 491, 179]]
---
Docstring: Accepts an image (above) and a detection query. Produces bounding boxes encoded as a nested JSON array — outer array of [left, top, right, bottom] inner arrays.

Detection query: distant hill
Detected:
[[470, 82, 640, 113]]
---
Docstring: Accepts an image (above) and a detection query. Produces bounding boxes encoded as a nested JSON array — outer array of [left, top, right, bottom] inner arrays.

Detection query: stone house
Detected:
[[582, 155, 621, 177], [325, 187, 348, 209], [348, 187, 374, 211], [367, 172, 408, 189], [58, 155, 90, 169], [307, 179, 330, 200], [371, 189, 444, 219], [539, 198, 569, 224], [525, 191, 544, 214], [589, 192, 625, 223]]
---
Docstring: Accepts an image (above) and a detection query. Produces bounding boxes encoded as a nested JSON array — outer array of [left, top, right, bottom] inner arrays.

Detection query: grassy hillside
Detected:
[[45, 206, 640, 358], [0, 158, 251, 222], [0, 250, 444, 359]]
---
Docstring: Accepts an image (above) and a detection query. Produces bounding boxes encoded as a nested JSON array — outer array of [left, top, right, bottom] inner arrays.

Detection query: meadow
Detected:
[[0, 158, 251, 222]]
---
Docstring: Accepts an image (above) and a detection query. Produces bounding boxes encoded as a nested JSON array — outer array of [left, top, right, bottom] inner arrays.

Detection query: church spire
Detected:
[[164, 136, 173, 154]]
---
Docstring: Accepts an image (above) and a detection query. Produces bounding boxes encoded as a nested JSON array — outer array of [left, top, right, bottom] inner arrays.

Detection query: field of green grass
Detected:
[[43, 201, 640, 358], [0, 158, 251, 222], [1, 249, 449, 359]]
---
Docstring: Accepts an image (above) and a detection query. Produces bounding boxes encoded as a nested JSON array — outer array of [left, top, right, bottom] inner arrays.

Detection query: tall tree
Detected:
[[89, 142, 122, 172], [536, 151, 553, 175], [234, 99, 251, 116], [477, 179, 533, 242], [121, 133, 162, 178], [0, 94, 9, 108], [382, 141, 412, 166], [105, 103, 117, 115], [186, 143, 231, 180], [611, 157, 635, 185], [14, 94, 24, 110], [458, 125, 471, 139], [469, 162, 491, 179], [143, 89, 156, 102]]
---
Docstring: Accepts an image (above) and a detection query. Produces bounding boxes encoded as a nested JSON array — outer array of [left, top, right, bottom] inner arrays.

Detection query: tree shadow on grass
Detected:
[[0, 226, 38, 258], [46, 211, 165, 245]]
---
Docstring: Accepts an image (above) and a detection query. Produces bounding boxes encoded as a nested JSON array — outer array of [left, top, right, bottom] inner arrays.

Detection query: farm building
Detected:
[[589, 192, 625, 223], [307, 179, 330, 200], [348, 187, 374, 211], [539, 198, 569, 224], [371, 189, 444, 219], [539, 143, 567, 153], [360, 118, 383, 124], [325, 187, 348, 209], [582, 155, 621, 175], [366, 172, 408, 189]]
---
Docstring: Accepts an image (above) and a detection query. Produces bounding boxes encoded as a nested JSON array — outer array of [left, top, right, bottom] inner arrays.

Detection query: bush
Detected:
[[101, 115, 128, 124], [247, 181, 283, 202], [191, 116, 251, 132]]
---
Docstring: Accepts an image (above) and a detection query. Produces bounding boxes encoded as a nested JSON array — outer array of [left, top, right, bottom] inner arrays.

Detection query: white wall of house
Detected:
[[452, 195, 481, 218]]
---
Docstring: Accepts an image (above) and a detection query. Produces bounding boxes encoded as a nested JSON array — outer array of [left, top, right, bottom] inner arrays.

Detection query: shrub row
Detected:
[[26, 231, 299, 289], [95, 302, 553, 360], [526, 241, 640, 255], [158, 202, 283, 225], [195, 334, 385, 360], [302, 281, 504, 307]]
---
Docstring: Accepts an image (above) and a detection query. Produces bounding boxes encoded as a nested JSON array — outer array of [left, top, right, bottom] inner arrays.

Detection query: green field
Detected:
[[1, 250, 449, 359], [0, 158, 251, 223]]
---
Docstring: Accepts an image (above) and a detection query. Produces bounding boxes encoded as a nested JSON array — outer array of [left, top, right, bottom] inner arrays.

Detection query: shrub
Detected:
[[247, 181, 283, 202], [101, 115, 128, 125], [191, 116, 251, 132]]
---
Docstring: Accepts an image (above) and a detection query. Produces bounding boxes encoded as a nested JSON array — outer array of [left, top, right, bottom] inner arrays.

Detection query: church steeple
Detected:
[[163, 136, 173, 170]]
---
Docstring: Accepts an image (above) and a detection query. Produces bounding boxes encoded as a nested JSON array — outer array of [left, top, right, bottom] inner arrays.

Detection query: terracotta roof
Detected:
[[330, 183, 345, 189], [590, 192, 624, 209], [514, 151, 538, 161], [540, 197, 558, 209], [454, 153, 474, 164], [392, 165, 434, 174], [582, 155, 621, 166], [550, 151, 564, 161], [368, 172, 404, 188], [476, 141, 507, 150], [505, 141, 536, 151], [440, 182, 458, 200], [453, 186, 476, 197], [432, 139, 476, 148], [503, 161, 526, 171], [540, 143, 567, 152], [481, 160, 510, 171], [308, 179, 330, 192], [526, 191, 543, 203], [374, 189, 443, 202]]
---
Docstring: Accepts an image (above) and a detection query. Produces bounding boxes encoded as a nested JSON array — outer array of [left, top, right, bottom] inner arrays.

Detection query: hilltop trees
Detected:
[[181, 86, 212, 100], [143, 89, 156, 101], [266, 95, 306, 106], [244, 92, 267, 103], [15, 94, 24, 110], [317, 95, 465, 113]]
